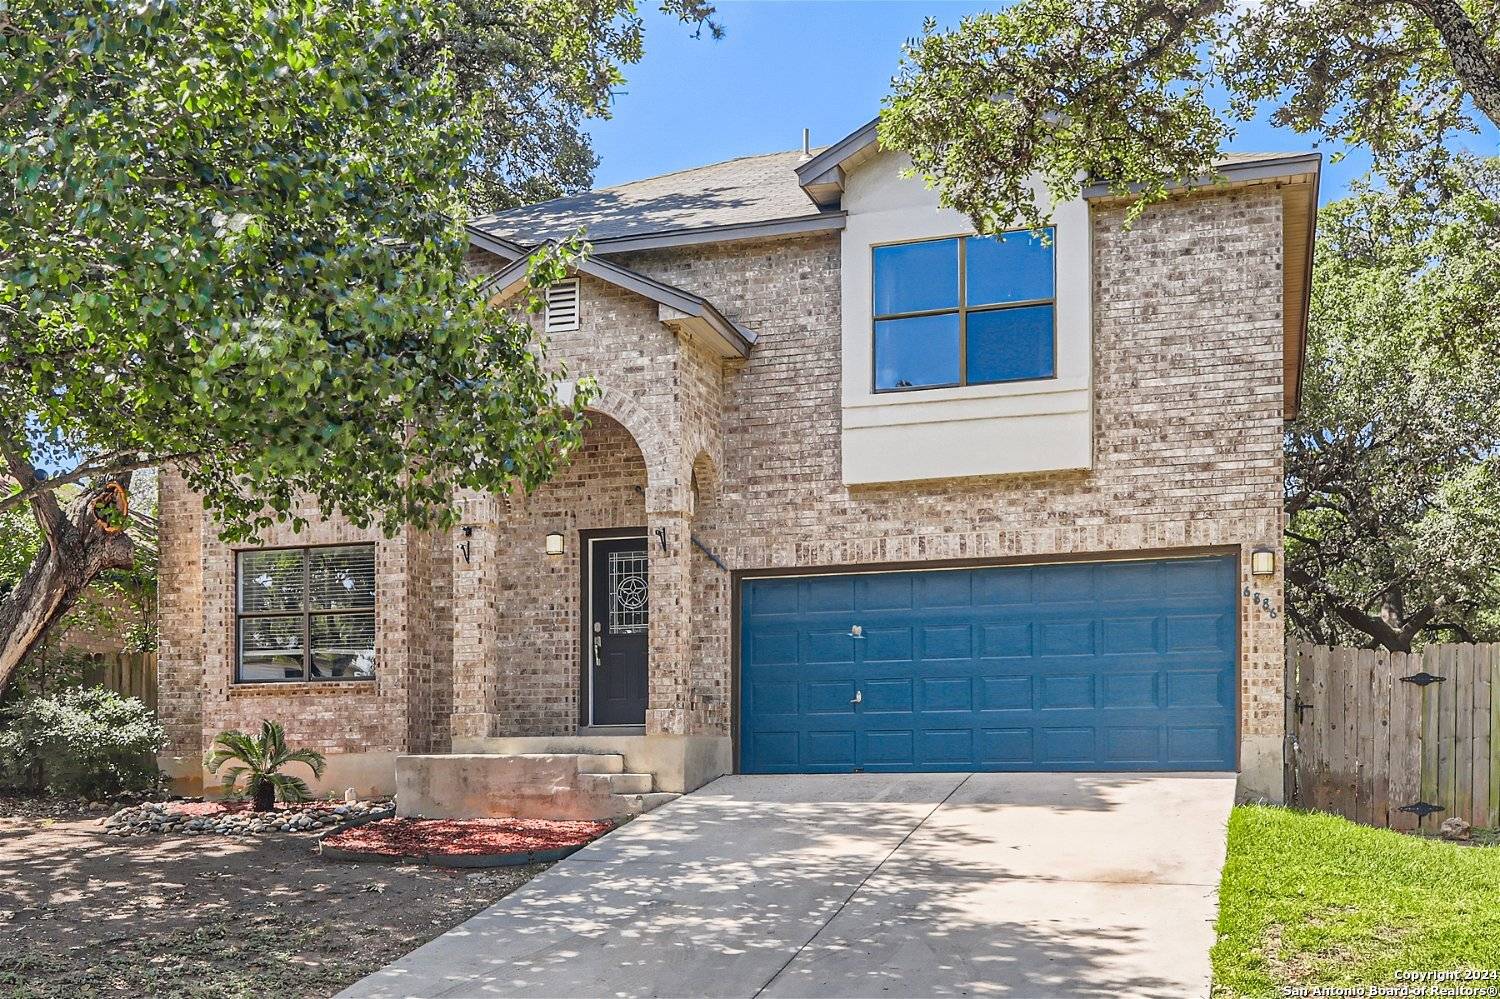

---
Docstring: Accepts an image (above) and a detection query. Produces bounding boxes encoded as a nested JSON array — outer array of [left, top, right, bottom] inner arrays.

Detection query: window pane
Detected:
[[875, 313, 960, 391], [309, 545, 375, 611], [239, 615, 304, 681], [966, 305, 1056, 384], [966, 228, 1054, 307], [873, 238, 959, 316], [311, 612, 376, 679], [238, 549, 305, 613]]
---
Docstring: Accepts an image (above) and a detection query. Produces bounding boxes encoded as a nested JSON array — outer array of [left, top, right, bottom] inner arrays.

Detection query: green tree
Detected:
[[0, 0, 618, 695], [428, 0, 721, 214], [1286, 163, 1500, 650], [881, 0, 1500, 232]]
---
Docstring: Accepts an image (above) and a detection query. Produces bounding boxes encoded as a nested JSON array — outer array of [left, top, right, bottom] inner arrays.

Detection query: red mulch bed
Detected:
[[323, 817, 612, 858]]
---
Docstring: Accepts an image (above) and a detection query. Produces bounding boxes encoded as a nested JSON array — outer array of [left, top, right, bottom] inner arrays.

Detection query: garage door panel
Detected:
[[1166, 613, 1232, 651], [805, 730, 856, 767], [918, 677, 973, 712], [919, 625, 974, 660], [806, 629, 856, 663], [979, 622, 1033, 658], [1166, 670, 1231, 708], [863, 627, 913, 661], [1037, 620, 1096, 656], [803, 575, 856, 612], [864, 729, 914, 764], [739, 556, 1237, 774], [917, 571, 974, 608], [1101, 671, 1159, 708], [979, 728, 1034, 764], [978, 675, 1033, 711], [1101, 616, 1158, 654], [858, 574, 914, 610], [973, 567, 1034, 606], [863, 678, 913, 713], [1038, 727, 1096, 764], [804, 680, 857, 714]]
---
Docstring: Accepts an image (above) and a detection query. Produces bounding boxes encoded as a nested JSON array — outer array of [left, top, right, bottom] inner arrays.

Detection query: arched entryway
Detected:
[[492, 411, 651, 734]]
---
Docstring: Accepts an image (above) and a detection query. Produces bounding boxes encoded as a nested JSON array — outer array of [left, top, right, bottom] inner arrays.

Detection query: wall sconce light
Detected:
[[544, 531, 566, 557], [1250, 546, 1276, 576], [458, 525, 474, 565]]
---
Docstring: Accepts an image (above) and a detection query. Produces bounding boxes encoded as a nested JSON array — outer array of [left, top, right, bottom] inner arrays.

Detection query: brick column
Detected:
[[645, 508, 693, 736], [450, 493, 501, 741], [156, 468, 206, 783]]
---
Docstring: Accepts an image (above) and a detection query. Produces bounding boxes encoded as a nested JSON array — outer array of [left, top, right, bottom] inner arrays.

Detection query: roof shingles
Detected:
[[469, 149, 832, 247]]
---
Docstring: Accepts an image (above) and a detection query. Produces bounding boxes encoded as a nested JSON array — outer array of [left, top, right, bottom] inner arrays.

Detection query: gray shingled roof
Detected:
[[469, 149, 832, 247]]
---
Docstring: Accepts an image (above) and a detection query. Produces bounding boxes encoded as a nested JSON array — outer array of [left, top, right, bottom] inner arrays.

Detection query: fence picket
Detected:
[[1492, 645, 1500, 828], [1390, 648, 1422, 833], [1457, 644, 1476, 824], [1373, 647, 1393, 829], [1474, 645, 1492, 828]]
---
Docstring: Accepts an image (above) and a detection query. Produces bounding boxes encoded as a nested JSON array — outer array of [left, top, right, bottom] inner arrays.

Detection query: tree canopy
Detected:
[[428, 0, 720, 214], [1, 0, 677, 689], [1286, 161, 1500, 651], [881, 0, 1500, 232]]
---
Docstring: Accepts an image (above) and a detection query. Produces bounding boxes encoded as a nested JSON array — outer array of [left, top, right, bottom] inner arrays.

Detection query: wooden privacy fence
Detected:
[[1287, 641, 1499, 831], [82, 651, 158, 714]]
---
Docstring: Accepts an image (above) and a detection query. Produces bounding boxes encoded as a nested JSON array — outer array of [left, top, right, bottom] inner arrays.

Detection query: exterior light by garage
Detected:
[[1250, 547, 1276, 576], [545, 531, 566, 557]]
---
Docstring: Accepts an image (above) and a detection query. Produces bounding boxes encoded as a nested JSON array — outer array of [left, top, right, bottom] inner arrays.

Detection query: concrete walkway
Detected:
[[340, 772, 1236, 998]]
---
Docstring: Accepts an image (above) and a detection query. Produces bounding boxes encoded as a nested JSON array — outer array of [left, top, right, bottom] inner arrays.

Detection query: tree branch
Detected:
[[0, 451, 197, 516], [0, 436, 65, 544], [1398, 0, 1500, 129]]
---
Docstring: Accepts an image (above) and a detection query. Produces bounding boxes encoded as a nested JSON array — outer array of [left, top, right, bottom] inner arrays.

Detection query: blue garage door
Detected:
[[739, 556, 1238, 773]]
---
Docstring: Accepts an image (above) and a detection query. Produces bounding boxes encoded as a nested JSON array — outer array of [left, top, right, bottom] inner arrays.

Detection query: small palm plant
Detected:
[[204, 720, 327, 811]]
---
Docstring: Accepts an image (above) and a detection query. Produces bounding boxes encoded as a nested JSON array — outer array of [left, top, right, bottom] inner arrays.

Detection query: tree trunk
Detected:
[[1408, 0, 1500, 130], [252, 780, 276, 812], [0, 489, 136, 698]]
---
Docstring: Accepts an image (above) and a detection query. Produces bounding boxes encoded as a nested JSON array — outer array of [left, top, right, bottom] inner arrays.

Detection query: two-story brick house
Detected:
[[157, 119, 1317, 804]]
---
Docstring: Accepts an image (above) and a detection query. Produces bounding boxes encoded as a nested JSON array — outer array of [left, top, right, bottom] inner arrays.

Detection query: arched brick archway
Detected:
[[584, 385, 684, 512]]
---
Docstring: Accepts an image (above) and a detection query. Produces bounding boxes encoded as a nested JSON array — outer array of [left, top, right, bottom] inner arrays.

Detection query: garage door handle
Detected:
[[851, 690, 862, 705]]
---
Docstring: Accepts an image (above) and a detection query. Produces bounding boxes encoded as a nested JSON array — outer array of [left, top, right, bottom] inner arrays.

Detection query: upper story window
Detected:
[[872, 229, 1055, 392], [236, 544, 376, 683]]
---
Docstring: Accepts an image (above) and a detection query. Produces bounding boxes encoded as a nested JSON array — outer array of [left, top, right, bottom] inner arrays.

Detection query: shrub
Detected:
[[0, 686, 166, 797], [204, 720, 327, 811]]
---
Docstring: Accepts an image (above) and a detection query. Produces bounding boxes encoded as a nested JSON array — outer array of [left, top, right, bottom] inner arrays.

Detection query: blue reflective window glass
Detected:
[[966, 305, 1055, 383], [873, 238, 959, 316], [875, 313, 960, 390], [966, 228, 1054, 306]]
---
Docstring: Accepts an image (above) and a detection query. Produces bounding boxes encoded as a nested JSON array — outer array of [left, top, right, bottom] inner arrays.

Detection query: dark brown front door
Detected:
[[588, 535, 649, 726]]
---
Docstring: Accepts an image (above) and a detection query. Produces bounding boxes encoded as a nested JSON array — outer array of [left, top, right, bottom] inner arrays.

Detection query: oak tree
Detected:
[[0, 0, 664, 693], [881, 0, 1500, 232], [1286, 164, 1500, 650]]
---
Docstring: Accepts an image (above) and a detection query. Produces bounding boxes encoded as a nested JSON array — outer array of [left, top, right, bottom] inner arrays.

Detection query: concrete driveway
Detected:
[[341, 772, 1235, 998]]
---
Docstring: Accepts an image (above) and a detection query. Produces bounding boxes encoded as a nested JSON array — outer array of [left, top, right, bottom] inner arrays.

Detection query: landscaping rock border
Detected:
[[318, 840, 586, 868], [102, 799, 395, 837]]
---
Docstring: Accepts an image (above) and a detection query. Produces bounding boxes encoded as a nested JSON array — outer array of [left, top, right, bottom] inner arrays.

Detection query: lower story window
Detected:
[[236, 544, 376, 682]]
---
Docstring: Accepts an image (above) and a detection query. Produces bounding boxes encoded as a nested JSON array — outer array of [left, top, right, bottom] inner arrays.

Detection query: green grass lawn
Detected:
[[1213, 805, 1500, 996]]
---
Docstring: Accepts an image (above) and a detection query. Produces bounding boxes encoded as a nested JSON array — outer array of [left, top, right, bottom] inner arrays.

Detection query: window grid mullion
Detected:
[[957, 236, 968, 387], [302, 549, 311, 681]]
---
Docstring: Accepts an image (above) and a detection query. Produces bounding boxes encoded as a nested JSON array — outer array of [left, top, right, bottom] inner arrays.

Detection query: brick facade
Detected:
[[157, 181, 1288, 797]]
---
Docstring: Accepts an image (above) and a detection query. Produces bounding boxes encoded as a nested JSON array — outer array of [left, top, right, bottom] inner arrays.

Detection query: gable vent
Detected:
[[545, 278, 580, 333]]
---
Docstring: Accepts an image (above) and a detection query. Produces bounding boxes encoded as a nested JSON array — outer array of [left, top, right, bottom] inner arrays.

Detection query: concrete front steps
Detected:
[[395, 751, 678, 822]]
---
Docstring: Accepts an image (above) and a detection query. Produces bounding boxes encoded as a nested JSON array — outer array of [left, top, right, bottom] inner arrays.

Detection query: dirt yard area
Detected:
[[0, 807, 547, 998]]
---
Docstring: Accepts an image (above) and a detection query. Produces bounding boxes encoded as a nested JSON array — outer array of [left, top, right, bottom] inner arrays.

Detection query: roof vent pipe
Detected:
[[800, 128, 811, 160]]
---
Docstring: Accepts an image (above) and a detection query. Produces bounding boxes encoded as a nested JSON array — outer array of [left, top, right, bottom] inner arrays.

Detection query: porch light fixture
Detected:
[[545, 531, 566, 557], [1250, 547, 1276, 576]]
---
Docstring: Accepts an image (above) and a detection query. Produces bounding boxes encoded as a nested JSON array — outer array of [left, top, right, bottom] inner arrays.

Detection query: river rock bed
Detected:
[[102, 798, 394, 837]]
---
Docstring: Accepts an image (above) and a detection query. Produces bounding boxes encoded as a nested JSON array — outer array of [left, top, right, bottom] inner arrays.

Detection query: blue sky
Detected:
[[586, 1, 1494, 203]]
